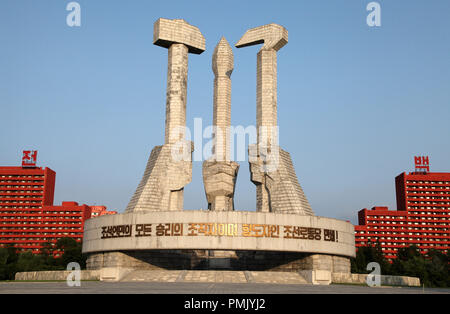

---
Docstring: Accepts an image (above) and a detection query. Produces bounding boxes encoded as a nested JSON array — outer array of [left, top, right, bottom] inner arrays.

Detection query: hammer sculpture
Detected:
[[125, 19, 205, 212]]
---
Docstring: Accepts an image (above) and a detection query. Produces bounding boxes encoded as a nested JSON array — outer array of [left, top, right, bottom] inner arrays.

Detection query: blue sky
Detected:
[[1, 1, 449, 224]]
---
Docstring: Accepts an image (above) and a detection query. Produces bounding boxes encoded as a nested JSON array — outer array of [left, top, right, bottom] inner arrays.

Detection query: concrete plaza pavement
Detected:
[[1, 281, 449, 294]]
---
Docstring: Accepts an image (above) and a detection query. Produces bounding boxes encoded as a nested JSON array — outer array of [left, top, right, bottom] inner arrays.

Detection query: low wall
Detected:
[[15, 270, 100, 281], [332, 272, 421, 287], [14, 270, 420, 287]]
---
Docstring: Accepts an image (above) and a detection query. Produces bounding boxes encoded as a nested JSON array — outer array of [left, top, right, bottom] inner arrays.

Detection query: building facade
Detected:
[[0, 166, 59, 253], [0, 165, 114, 255], [355, 171, 450, 260], [90, 205, 117, 218], [5, 201, 92, 255], [0, 166, 56, 209]]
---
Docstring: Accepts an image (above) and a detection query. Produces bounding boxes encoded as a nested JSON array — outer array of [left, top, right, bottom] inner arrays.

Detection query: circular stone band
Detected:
[[82, 211, 355, 258]]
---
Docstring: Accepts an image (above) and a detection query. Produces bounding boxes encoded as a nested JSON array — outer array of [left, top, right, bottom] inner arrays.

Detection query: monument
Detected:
[[202, 37, 239, 212], [82, 18, 356, 285]]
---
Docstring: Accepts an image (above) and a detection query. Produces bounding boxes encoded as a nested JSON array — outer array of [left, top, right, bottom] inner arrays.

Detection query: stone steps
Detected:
[[120, 270, 309, 284], [120, 270, 181, 282]]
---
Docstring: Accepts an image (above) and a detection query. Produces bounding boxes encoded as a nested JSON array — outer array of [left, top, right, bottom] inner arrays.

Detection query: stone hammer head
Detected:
[[153, 18, 206, 54], [235, 23, 288, 51]]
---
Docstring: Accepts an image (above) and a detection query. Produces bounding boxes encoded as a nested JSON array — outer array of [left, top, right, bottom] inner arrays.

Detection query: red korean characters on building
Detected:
[[21, 150, 38, 168]]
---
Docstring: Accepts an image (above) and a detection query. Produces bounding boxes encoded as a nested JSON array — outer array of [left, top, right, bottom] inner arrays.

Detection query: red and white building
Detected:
[[355, 157, 450, 260], [0, 151, 116, 254], [90, 205, 118, 218]]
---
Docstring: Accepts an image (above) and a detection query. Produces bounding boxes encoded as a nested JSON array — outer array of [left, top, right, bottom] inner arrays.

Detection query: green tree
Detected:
[[5, 244, 18, 265], [352, 244, 450, 287], [0, 244, 20, 280], [55, 237, 86, 269], [16, 251, 46, 273], [0, 248, 9, 280], [425, 249, 450, 287], [0, 240, 89, 281], [391, 245, 450, 288], [4, 244, 19, 280], [39, 241, 59, 270], [391, 245, 421, 276], [40, 241, 53, 257], [351, 240, 391, 275]]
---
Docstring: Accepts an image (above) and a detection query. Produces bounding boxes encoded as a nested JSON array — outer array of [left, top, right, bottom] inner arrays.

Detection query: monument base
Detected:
[[86, 250, 350, 274], [82, 211, 355, 284]]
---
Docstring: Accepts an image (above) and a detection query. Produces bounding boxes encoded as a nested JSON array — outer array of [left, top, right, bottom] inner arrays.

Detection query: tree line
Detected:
[[0, 238, 86, 280], [1, 238, 449, 287], [351, 242, 450, 288]]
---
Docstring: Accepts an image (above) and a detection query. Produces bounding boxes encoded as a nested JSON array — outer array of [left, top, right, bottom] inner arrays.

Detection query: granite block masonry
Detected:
[[125, 19, 205, 213], [236, 24, 313, 215], [79, 18, 357, 286], [202, 37, 239, 211]]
